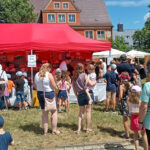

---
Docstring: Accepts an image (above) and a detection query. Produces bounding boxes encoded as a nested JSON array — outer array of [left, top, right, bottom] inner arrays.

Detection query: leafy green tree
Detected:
[[132, 4, 150, 51], [0, 0, 37, 23], [111, 36, 128, 52]]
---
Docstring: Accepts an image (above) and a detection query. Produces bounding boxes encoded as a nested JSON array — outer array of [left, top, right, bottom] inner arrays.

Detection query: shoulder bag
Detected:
[[42, 81, 56, 111]]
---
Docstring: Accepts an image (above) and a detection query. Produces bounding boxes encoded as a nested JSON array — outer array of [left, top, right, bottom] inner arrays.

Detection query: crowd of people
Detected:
[[0, 54, 150, 150]]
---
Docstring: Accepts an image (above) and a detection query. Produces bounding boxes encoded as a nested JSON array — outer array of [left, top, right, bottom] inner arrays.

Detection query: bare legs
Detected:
[[42, 109, 59, 135], [123, 116, 130, 138], [77, 104, 92, 134]]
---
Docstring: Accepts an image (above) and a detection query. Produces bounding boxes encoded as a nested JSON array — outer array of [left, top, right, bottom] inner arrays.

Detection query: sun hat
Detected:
[[22, 72, 27, 77], [7, 74, 11, 79], [16, 71, 23, 76], [111, 64, 117, 70], [56, 68, 61, 73], [131, 85, 141, 93], [0, 115, 4, 127]]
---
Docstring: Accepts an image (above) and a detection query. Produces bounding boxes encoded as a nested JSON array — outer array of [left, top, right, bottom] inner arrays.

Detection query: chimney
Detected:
[[117, 23, 123, 32]]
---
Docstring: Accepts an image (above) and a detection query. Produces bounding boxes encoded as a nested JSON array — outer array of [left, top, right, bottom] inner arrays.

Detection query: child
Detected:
[[0, 115, 14, 149], [15, 71, 25, 111], [22, 72, 32, 108], [128, 85, 149, 150], [86, 64, 96, 104], [119, 72, 133, 139], [105, 64, 118, 113], [6, 74, 15, 107], [57, 73, 71, 112]]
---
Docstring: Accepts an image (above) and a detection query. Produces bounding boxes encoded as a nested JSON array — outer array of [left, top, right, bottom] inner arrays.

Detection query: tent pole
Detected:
[[31, 50, 33, 102], [109, 50, 111, 57]]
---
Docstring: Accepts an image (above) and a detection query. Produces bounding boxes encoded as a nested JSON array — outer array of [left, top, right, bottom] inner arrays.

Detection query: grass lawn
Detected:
[[1, 103, 130, 149]]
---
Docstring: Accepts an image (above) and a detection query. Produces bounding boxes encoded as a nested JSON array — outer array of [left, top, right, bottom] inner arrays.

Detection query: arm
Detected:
[[48, 73, 56, 89], [119, 85, 124, 101], [86, 75, 96, 87], [67, 81, 71, 92], [139, 101, 148, 130], [33, 82, 37, 90], [72, 82, 77, 98], [11, 140, 14, 145]]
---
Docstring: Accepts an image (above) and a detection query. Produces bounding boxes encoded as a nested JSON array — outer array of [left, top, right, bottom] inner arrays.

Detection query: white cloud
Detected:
[[144, 12, 150, 21], [105, 0, 150, 7]]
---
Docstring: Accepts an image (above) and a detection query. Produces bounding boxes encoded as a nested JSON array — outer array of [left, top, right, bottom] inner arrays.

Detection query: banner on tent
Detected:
[[28, 55, 36, 67]]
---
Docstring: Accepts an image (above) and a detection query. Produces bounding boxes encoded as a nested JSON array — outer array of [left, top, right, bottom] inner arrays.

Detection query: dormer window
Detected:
[[63, 3, 69, 9], [54, 2, 60, 9]]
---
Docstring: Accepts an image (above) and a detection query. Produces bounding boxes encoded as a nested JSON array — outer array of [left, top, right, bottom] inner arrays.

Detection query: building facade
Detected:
[[30, 0, 113, 42], [113, 23, 137, 47]]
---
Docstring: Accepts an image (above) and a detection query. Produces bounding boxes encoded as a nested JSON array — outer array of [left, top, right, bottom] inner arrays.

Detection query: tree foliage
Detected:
[[111, 36, 128, 52], [133, 5, 150, 52], [0, 0, 37, 23]]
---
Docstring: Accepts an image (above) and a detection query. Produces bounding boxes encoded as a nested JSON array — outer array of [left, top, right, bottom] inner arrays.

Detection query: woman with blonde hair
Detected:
[[34, 63, 60, 135], [72, 63, 96, 134]]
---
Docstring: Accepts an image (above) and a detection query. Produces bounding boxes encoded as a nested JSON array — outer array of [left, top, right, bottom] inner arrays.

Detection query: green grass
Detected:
[[1, 103, 129, 149]]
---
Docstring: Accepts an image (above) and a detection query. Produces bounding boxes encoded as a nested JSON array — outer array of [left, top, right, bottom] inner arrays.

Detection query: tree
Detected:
[[132, 4, 150, 51], [0, 0, 37, 23], [111, 36, 129, 52]]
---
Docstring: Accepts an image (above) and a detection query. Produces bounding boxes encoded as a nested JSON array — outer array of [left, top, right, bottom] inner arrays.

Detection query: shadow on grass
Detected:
[[98, 126, 123, 138], [19, 123, 43, 135], [57, 122, 77, 130], [93, 107, 105, 112]]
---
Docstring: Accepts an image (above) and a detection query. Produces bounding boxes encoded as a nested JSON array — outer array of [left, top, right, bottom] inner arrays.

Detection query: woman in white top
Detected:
[[34, 63, 60, 135]]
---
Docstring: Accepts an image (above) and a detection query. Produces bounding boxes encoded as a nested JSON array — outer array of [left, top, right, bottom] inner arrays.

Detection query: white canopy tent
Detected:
[[126, 50, 150, 58], [93, 48, 126, 58]]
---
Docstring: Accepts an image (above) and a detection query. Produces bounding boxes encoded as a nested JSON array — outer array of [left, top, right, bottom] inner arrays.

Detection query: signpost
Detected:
[[28, 50, 36, 101]]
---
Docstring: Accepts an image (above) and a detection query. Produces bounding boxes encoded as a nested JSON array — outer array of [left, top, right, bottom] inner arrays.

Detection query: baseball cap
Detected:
[[22, 72, 27, 77], [7, 74, 11, 79], [131, 85, 141, 93], [16, 71, 23, 76], [111, 64, 117, 70], [0, 115, 4, 128], [56, 68, 61, 73], [120, 54, 127, 61]]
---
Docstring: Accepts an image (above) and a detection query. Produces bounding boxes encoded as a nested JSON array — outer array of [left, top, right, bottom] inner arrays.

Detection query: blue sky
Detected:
[[104, 0, 150, 30]]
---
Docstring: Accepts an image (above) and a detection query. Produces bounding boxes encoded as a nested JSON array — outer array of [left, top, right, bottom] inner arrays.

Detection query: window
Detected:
[[68, 14, 76, 23], [85, 31, 94, 39], [97, 31, 105, 40], [54, 2, 60, 9], [63, 3, 69, 9], [47, 14, 55, 23], [58, 14, 66, 23]]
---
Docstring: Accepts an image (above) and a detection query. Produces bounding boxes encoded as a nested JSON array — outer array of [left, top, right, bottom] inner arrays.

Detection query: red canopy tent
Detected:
[[0, 23, 111, 52]]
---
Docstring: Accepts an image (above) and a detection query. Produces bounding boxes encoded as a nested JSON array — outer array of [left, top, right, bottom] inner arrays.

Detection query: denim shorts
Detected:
[[37, 91, 55, 109], [16, 91, 24, 102], [58, 90, 68, 99], [77, 92, 89, 106]]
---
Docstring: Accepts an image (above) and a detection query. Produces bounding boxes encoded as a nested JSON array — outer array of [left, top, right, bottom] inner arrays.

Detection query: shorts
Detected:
[[77, 92, 89, 106], [58, 90, 68, 99], [5, 92, 12, 100], [37, 91, 55, 109], [106, 91, 116, 99], [130, 114, 145, 131], [16, 91, 24, 103]]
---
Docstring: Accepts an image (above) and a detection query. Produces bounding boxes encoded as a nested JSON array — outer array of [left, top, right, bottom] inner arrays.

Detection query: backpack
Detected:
[[139, 67, 147, 79], [0, 71, 6, 92]]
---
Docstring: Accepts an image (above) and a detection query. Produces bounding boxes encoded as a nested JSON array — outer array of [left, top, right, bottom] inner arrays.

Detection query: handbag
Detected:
[[42, 81, 56, 111]]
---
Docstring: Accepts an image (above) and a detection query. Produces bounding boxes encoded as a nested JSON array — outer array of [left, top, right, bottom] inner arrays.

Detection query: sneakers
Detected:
[[64, 110, 68, 112], [58, 109, 63, 113], [121, 133, 130, 139], [104, 110, 109, 113], [112, 110, 116, 114]]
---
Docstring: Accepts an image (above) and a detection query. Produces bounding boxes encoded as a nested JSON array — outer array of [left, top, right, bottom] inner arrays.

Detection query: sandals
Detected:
[[74, 130, 80, 134], [86, 128, 93, 133], [52, 130, 61, 135]]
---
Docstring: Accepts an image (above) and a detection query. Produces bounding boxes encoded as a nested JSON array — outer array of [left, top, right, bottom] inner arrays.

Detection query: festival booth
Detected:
[[0, 23, 111, 106]]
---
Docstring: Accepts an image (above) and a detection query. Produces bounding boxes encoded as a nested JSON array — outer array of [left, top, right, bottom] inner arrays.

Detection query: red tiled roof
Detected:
[[30, 0, 113, 27]]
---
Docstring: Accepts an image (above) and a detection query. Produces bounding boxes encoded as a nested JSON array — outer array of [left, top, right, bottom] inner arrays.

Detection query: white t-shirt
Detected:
[[35, 72, 54, 92], [0, 70, 8, 83], [59, 61, 67, 71], [87, 73, 96, 90]]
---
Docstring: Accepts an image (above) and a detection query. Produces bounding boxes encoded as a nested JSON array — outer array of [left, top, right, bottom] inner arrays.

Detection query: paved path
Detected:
[[56, 140, 143, 150]]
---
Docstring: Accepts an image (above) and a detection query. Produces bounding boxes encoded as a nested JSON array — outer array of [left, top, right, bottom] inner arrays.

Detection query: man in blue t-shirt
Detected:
[[105, 64, 118, 113], [0, 115, 14, 150]]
